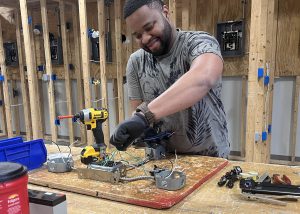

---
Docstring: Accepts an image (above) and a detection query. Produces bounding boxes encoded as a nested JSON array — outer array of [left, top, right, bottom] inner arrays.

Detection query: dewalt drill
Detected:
[[58, 108, 109, 165], [74, 108, 109, 165]]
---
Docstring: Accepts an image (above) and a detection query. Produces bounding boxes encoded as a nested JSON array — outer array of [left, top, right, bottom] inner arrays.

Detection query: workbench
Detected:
[[28, 145, 300, 213]]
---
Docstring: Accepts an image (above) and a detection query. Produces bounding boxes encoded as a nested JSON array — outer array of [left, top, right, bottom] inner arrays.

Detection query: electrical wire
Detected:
[[165, 150, 178, 179], [124, 151, 148, 175], [119, 175, 154, 182]]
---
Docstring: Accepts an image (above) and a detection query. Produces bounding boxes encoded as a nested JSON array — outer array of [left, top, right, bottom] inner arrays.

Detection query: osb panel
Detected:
[[276, 0, 300, 76], [29, 146, 228, 209], [170, 0, 272, 77], [174, 0, 250, 76], [3, 0, 300, 79]]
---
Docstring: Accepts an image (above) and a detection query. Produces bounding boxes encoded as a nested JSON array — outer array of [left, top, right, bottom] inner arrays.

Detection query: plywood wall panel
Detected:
[[276, 0, 300, 76]]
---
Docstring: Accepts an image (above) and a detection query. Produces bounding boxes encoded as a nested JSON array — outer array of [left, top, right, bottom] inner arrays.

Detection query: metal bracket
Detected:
[[77, 162, 126, 184], [154, 170, 186, 191], [145, 144, 166, 160]]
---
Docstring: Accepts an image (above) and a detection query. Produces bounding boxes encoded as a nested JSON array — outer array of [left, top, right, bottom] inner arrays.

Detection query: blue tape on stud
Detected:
[[88, 28, 93, 38], [37, 65, 45, 72], [28, 16, 32, 24], [55, 119, 60, 125], [262, 131, 268, 141], [0, 75, 4, 82], [51, 74, 57, 81], [264, 75, 270, 85], [0, 100, 2, 106], [268, 124, 272, 133], [257, 68, 264, 79]]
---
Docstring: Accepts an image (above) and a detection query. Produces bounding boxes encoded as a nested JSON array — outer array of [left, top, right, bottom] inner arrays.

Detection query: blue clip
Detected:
[[87, 28, 93, 38], [28, 16, 32, 24], [264, 75, 270, 85], [257, 68, 264, 79], [262, 131, 268, 141], [51, 74, 57, 81], [0, 75, 4, 82], [0, 100, 3, 106], [90, 77, 94, 84], [268, 124, 272, 133], [55, 119, 60, 126], [37, 65, 45, 72]]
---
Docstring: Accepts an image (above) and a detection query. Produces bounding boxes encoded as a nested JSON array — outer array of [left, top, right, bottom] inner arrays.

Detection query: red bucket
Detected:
[[0, 162, 29, 214]]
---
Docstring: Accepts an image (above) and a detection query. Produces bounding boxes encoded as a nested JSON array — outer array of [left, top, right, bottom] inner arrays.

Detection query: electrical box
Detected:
[[216, 20, 244, 57], [90, 33, 112, 63], [49, 33, 63, 65], [4, 42, 18, 66]]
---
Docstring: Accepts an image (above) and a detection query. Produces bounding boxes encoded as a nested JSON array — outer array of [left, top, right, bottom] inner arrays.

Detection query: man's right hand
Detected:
[[109, 113, 149, 151]]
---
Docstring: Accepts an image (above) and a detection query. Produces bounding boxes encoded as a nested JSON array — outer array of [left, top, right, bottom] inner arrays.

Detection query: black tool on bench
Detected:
[[217, 166, 242, 188], [239, 176, 300, 206], [240, 178, 300, 196]]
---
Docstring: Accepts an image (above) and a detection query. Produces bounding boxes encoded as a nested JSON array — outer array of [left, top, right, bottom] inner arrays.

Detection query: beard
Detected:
[[142, 18, 173, 56]]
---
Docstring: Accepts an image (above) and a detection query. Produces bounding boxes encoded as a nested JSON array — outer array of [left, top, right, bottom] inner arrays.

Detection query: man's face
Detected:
[[126, 5, 172, 56]]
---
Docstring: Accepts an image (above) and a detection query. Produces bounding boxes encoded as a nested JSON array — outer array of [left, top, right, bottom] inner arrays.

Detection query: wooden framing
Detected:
[[11, 79, 20, 136], [97, 0, 109, 146], [0, 20, 13, 137], [78, 0, 93, 145], [40, 0, 58, 142], [114, 0, 124, 122], [189, 0, 197, 30], [71, 4, 87, 144], [265, 0, 279, 163], [0, 80, 7, 136], [245, 0, 278, 163], [29, 10, 44, 139], [169, 0, 177, 26], [291, 76, 300, 163], [59, 0, 74, 144], [181, 0, 189, 30], [15, 10, 32, 140], [240, 76, 247, 157], [19, 0, 40, 139]]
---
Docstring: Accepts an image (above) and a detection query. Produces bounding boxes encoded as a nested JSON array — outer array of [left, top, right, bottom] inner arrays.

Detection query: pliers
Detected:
[[272, 174, 292, 185]]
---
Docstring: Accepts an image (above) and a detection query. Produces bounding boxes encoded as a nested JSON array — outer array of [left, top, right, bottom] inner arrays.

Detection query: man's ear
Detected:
[[162, 5, 169, 18]]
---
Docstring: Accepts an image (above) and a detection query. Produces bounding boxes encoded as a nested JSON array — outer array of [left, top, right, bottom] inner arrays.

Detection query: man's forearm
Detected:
[[148, 70, 211, 119]]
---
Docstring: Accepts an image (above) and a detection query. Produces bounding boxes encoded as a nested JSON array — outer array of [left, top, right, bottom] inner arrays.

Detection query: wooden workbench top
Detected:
[[28, 145, 300, 213]]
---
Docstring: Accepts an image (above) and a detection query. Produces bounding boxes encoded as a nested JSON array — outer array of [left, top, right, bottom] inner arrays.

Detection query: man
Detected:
[[110, 0, 230, 158]]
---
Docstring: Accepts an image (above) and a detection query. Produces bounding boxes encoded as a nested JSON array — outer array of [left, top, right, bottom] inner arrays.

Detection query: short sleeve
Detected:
[[126, 53, 143, 100], [187, 32, 223, 65]]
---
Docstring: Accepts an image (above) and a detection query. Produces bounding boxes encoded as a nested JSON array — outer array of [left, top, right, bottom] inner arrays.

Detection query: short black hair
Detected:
[[123, 0, 165, 19]]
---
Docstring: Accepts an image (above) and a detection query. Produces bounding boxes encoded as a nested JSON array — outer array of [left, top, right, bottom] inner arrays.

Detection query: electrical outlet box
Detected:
[[216, 20, 245, 57], [254, 132, 260, 142], [4, 42, 18, 66], [90, 33, 112, 63], [49, 33, 63, 65]]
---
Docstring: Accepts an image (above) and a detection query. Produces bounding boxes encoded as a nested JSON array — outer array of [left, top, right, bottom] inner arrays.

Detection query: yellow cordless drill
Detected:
[[58, 108, 109, 165], [74, 108, 109, 165]]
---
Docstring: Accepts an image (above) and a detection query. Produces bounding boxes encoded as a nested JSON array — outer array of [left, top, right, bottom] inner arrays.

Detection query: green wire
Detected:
[[124, 151, 148, 175]]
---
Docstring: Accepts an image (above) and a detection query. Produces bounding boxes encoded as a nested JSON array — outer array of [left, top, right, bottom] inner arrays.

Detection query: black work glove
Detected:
[[110, 113, 149, 151]]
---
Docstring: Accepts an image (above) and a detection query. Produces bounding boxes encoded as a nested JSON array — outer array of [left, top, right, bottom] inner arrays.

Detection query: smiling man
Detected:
[[109, 0, 230, 158]]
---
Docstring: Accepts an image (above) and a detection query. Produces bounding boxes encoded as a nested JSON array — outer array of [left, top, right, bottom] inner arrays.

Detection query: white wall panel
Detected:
[[271, 78, 294, 156], [221, 77, 243, 152]]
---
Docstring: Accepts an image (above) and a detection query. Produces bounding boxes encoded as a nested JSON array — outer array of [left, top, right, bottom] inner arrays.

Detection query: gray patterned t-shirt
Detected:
[[126, 30, 230, 158]]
